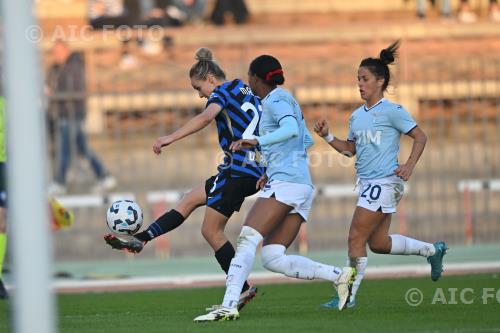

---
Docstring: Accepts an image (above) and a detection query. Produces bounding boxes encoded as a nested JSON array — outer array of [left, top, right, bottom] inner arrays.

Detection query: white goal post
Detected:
[[1, 0, 56, 332]]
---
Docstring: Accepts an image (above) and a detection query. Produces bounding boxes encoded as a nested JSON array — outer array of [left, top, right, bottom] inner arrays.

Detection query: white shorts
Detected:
[[357, 175, 405, 214], [258, 180, 314, 221]]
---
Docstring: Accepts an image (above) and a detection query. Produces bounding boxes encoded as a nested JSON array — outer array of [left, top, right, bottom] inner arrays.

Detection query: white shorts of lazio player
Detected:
[[357, 175, 404, 214], [258, 179, 314, 221]]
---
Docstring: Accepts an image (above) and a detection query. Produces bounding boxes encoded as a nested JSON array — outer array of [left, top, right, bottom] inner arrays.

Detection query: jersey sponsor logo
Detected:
[[354, 129, 382, 145], [239, 87, 253, 95], [246, 151, 256, 162]]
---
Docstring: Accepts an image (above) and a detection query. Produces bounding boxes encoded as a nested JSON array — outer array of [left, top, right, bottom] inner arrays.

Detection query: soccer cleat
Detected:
[[0, 279, 8, 300], [237, 285, 258, 311], [334, 267, 356, 311], [104, 234, 144, 253], [427, 241, 448, 281], [320, 296, 356, 310], [205, 285, 258, 312], [204, 304, 222, 312], [194, 306, 239, 322]]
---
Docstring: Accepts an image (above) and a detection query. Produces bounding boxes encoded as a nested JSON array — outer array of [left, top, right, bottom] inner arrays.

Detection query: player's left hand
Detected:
[[230, 139, 258, 152], [394, 164, 413, 181], [153, 136, 174, 154]]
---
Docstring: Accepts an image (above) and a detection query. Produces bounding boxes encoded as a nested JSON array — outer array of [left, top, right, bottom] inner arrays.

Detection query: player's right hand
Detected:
[[229, 139, 258, 152], [256, 174, 268, 190], [313, 120, 330, 138]]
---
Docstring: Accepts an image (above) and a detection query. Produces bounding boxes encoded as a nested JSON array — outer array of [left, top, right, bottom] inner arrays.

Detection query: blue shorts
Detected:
[[205, 173, 258, 218]]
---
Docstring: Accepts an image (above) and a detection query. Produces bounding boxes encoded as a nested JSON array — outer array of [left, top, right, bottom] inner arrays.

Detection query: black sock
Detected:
[[135, 209, 185, 242], [215, 241, 250, 293]]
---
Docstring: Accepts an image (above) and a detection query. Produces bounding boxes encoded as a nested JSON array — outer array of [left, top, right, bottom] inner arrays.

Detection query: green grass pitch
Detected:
[[1, 273, 499, 333]]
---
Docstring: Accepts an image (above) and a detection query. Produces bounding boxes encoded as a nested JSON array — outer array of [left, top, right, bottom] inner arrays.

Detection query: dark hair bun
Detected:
[[379, 40, 400, 65], [380, 49, 394, 65], [249, 55, 285, 86], [266, 72, 285, 85]]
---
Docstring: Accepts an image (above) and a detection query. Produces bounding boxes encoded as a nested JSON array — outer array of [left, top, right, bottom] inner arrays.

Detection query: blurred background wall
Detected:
[[31, 0, 499, 262]]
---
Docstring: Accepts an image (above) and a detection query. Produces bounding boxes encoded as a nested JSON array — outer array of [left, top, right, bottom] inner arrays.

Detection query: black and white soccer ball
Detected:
[[106, 200, 143, 235]]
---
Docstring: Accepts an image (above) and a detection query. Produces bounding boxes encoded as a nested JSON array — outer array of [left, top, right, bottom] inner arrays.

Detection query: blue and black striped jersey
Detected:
[[206, 79, 264, 178]]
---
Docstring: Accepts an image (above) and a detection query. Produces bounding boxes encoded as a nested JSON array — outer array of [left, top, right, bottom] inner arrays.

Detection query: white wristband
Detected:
[[323, 133, 335, 143]]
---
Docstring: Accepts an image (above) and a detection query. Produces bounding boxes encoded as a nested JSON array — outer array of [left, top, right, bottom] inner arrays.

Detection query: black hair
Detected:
[[359, 40, 400, 91], [249, 55, 285, 86], [189, 47, 226, 81]]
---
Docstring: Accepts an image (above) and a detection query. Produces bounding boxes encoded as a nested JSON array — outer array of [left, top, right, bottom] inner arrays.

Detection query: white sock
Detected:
[[348, 257, 368, 301], [222, 226, 263, 309], [390, 234, 436, 257], [261, 244, 342, 282]]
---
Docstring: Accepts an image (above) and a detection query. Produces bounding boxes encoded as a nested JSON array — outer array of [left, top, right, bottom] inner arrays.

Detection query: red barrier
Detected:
[[463, 187, 473, 245]]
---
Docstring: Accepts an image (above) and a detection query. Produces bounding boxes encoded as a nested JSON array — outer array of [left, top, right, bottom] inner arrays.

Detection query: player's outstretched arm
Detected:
[[313, 120, 356, 157], [153, 104, 222, 154], [230, 116, 299, 152]]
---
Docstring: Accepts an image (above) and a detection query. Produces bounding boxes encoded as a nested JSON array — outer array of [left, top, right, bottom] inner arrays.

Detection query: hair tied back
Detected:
[[265, 69, 283, 82], [379, 40, 400, 65]]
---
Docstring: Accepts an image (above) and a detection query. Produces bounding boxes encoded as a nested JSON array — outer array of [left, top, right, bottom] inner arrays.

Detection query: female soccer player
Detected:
[[194, 55, 356, 322], [104, 48, 263, 309], [314, 41, 448, 309]]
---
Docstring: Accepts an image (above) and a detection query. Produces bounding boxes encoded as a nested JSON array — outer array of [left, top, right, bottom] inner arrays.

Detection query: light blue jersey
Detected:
[[259, 88, 313, 186], [348, 98, 417, 180]]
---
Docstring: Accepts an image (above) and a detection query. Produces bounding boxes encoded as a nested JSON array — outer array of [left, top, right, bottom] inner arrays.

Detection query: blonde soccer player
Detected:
[[104, 48, 264, 310]]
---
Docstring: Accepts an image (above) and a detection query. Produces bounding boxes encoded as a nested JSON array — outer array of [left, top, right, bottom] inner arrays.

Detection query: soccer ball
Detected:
[[106, 200, 143, 235]]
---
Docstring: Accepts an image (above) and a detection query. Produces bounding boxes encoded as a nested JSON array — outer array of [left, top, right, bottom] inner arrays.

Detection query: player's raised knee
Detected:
[[235, 226, 263, 249], [261, 244, 287, 273], [368, 243, 387, 254]]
